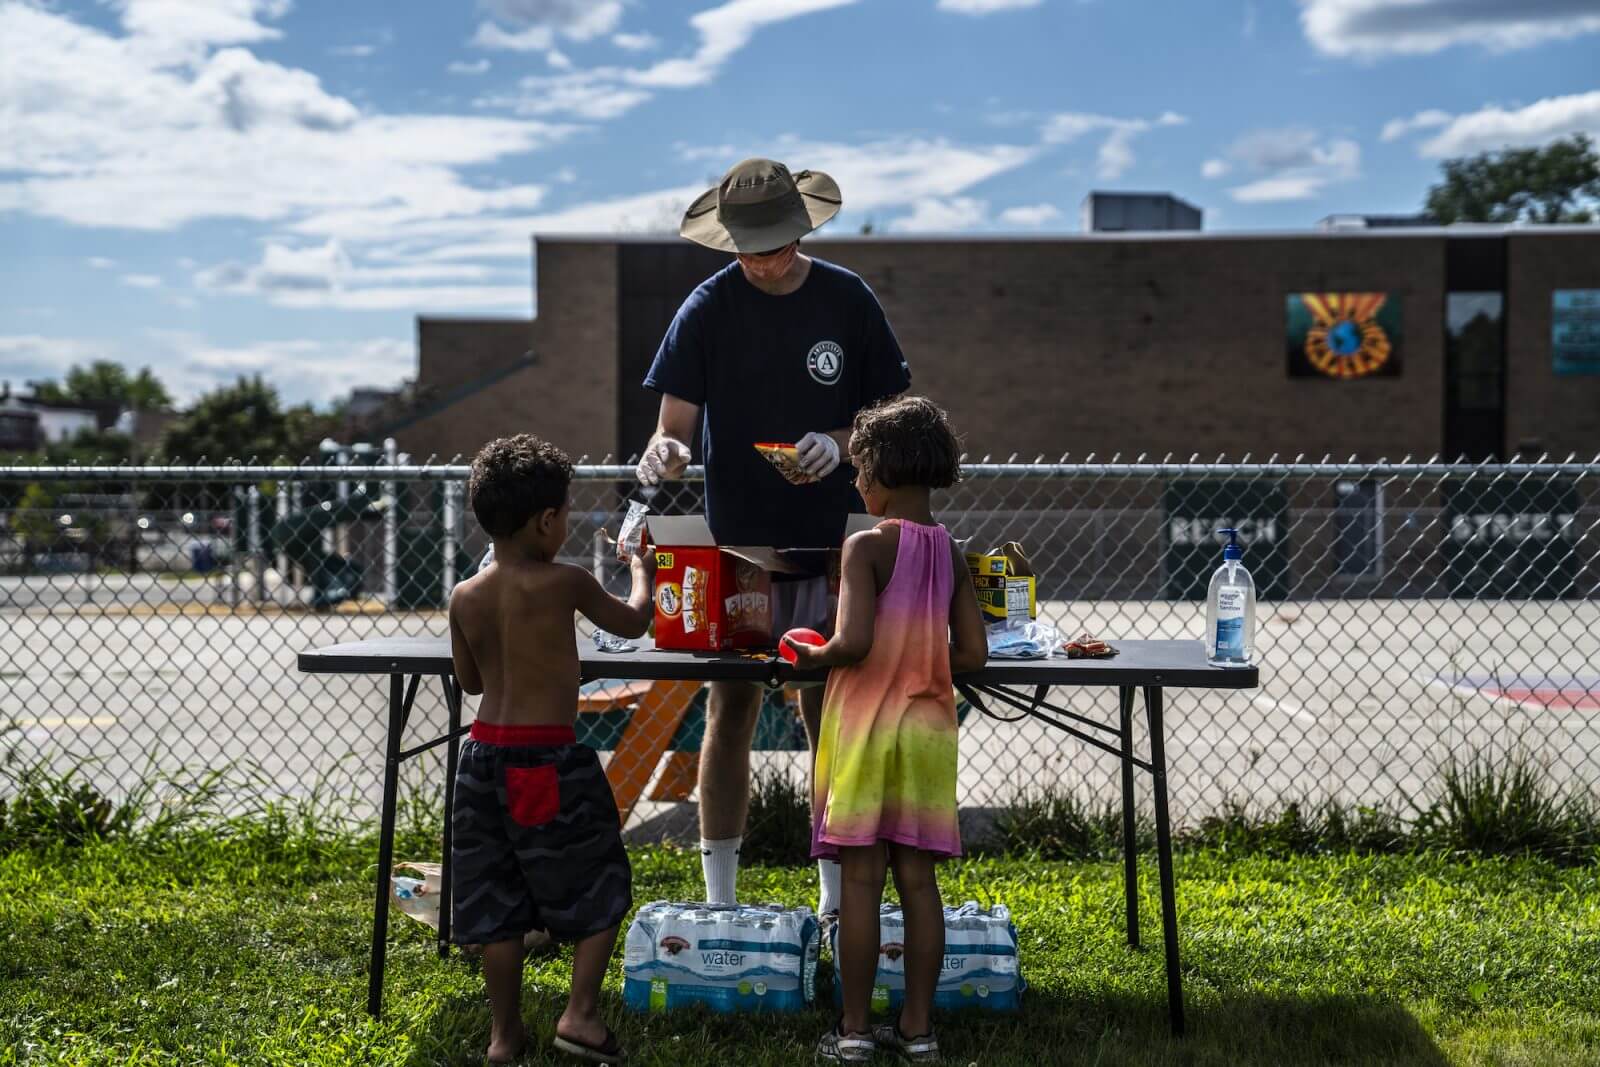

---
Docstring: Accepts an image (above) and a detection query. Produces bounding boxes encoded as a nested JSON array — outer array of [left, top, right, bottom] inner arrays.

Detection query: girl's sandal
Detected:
[[816, 1023, 876, 1063], [873, 1021, 941, 1063]]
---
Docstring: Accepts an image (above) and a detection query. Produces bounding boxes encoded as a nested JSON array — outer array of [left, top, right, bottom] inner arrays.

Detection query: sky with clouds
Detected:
[[2, 0, 1597, 406]]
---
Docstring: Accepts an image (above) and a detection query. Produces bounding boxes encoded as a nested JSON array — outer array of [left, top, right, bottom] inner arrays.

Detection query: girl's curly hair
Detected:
[[849, 395, 962, 490]]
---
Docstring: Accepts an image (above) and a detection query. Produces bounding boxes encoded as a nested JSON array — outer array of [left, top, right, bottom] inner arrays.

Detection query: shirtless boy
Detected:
[[449, 433, 653, 1065]]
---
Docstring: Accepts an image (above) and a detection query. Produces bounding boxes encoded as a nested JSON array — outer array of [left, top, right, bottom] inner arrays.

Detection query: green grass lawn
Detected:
[[2, 829, 1598, 1066]]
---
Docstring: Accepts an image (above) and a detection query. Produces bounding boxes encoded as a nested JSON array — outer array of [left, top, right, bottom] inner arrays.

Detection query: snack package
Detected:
[[616, 500, 650, 562], [753, 442, 819, 486]]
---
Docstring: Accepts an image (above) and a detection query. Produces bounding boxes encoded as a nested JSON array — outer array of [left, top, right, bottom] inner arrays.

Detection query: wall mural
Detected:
[[1287, 292, 1403, 380]]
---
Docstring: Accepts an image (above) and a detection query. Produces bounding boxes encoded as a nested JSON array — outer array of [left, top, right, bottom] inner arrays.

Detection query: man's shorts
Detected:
[[450, 721, 632, 946]]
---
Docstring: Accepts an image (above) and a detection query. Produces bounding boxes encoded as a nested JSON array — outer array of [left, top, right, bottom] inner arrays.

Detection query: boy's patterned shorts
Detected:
[[450, 723, 632, 946]]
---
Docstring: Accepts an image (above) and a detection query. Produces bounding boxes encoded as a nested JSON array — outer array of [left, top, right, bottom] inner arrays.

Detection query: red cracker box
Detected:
[[645, 516, 775, 652], [644, 515, 875, 652]]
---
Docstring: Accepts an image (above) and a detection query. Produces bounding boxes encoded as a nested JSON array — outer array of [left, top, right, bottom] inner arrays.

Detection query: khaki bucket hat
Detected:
[[680, 157, 842, 254]]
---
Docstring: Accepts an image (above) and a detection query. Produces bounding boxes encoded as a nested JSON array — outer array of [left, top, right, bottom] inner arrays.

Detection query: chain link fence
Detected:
[[2, 460, 1597, 837]]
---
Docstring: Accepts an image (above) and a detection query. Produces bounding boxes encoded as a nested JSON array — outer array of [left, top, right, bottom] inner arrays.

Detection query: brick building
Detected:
[[386, 226, 1600, 464]]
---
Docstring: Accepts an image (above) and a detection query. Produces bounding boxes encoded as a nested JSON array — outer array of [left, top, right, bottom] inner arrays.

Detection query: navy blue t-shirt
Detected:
[[644, 258, 910, 548]]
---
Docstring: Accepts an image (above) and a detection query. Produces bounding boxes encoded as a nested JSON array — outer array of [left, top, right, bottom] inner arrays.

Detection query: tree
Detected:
[[32, 361, 172, 412], [159, 376, 335, 463], [1425, 134, 1600, 224]]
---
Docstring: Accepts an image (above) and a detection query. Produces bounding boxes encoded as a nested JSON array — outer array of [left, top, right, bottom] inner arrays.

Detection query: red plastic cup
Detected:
[[779, 627, 826, 664]]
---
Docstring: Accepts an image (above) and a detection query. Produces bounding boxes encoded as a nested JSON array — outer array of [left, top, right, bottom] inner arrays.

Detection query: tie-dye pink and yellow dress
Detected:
[[812, 519, 961, 860]]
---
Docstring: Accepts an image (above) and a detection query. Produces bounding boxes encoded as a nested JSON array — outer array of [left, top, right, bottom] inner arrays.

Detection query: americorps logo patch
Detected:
[[806, 341, 843, 385]]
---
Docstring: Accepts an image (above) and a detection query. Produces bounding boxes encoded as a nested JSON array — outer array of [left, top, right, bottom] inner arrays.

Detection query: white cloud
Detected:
[[480, 69, 654, 120], [1231, 176, 1327, 203], [0, 335, 115, 385], [890, 197, 987, 233], [1214, 127, 1362, 202], [998, 203, 1061, 227], [480, 0, 623, 40], [471, 0, 623, 53], [546, 48, 573, 70], [0, 3, 578, 315], [0, 6, 572, 232], [87, 257, 117, 270], [612, 31, 659, 51], [328, 43, 377, 57], [480, 0, 862, 120], [1381, 108, 1452, 142], [197, 239, 352, 293], [1412, 91, 1600, 157], [1299, 0, 1600, 57], [768, 136, 1034, 212], [627, 0, 861, 90], [448, 58, 492, 74], [120, 273, 162, 288], [194, 239, 529, 310], [2, 330, 414, 406], [1042, 110, 1187, 179], [938, 0, 1042, 13], [373, 135, 1034, 264], [470, 21, 554, 51]]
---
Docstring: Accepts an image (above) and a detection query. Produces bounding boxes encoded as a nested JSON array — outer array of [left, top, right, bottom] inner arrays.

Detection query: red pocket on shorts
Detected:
[[505, 764, 560, 827]]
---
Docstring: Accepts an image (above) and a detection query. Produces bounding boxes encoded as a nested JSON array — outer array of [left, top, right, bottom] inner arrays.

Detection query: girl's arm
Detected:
[[947, 539, 988, 674], [784, 532, 879, 669]]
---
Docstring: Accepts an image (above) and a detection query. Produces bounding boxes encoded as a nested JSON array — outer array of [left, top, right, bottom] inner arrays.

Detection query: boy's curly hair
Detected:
[[468, 434, 572, 539], [849, 395, 962, 490]]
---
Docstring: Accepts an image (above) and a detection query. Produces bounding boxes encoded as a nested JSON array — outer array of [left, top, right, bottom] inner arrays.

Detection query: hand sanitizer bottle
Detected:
[[1205, 528, 1255, 668]]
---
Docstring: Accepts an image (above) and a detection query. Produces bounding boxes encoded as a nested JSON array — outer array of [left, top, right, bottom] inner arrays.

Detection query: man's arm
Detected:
[[637, 394, 699, 486], [447, 592, 484, 695], [570, 555, 656, 639]]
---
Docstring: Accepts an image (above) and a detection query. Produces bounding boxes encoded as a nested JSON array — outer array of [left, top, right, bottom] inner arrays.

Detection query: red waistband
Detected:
[[469, 721, 577, 746]]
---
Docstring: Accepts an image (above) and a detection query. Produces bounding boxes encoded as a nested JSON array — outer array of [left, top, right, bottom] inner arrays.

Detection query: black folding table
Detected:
[[297, 636, 1257, 1034]]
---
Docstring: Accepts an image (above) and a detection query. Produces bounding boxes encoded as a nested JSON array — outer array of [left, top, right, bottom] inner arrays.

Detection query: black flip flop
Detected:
[[552, 1026, 626, 1065]]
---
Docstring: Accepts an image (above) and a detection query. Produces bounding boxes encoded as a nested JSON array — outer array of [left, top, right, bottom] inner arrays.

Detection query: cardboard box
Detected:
[[645, 515, 874, 652], [966, 542, 1037, 622]]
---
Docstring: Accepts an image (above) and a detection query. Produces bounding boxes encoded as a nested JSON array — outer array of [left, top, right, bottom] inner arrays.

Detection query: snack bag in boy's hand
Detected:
[[615, 500, 650, 562], [753, 442, 819, 485]]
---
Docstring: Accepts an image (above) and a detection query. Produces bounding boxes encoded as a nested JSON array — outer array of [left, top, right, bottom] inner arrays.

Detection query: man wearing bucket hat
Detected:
[[638, 158, 910, 918]]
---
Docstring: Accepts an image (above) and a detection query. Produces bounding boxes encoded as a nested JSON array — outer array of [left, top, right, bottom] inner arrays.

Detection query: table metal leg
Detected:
[[369, 673, 407, 1019], [1143, 685, 1185, 1037], [1118, 686, 1139, 949], [437, 675, 463, 958]]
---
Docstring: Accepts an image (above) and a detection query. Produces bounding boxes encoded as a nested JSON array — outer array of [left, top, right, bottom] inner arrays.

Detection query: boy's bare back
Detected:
[[451, 551, 653, 727], [451, 559, 582, 727], [452, 433, 653, 728]]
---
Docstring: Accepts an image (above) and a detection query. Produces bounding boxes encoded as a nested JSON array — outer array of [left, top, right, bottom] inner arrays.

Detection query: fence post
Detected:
[[442, 480, 458, 604], [289, 480, 303, 593], [276, 481, 290, 593], [383, 438, 398, 608], [247, 485, 263, 605]]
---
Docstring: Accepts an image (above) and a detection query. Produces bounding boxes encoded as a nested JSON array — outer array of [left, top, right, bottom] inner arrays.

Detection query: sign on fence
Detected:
[[1162, 481, 1290, 599], [1445, 477, 1580, 598]]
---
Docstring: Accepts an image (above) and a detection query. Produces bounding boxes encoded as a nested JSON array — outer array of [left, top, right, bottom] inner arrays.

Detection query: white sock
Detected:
[[700, 836, 741, 904], [817, 858, 842, 916]]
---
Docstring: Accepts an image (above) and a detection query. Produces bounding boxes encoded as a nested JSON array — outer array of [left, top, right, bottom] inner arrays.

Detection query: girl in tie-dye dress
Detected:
[[783, 396, 988, 1065]]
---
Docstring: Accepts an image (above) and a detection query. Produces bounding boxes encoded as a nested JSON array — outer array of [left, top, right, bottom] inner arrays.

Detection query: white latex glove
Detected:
[[636, 437, 691, 487], [796, 431, 841, 479]]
